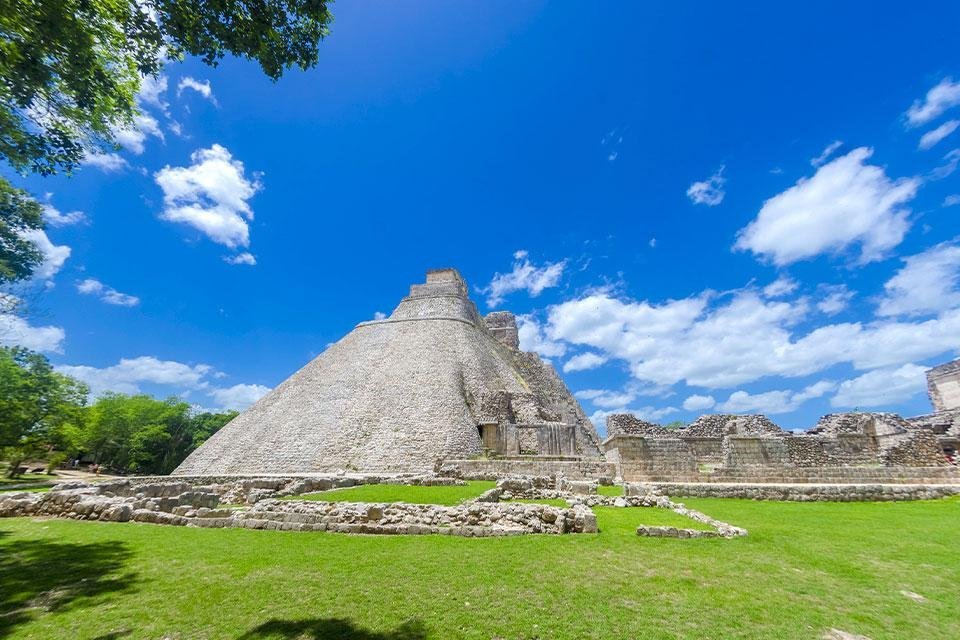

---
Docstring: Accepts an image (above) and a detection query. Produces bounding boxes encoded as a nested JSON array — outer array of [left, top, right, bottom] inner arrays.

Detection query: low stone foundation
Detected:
[[439, 458, 616, 482], [639, 482, 960, 501]]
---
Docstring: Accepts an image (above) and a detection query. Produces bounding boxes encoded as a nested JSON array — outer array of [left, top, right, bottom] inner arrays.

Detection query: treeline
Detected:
[[1, 346, 237, 477]]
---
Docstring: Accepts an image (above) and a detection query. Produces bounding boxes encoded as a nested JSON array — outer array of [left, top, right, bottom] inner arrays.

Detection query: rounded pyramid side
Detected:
[[174, 316, 529, 475]]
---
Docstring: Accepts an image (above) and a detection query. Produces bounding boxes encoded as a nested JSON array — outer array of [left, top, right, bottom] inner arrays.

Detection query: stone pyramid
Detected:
[[175, 269, 601, 475]]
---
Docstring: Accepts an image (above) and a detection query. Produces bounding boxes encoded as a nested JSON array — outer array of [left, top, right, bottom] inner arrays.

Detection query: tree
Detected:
[[0, 0, 334, 280], [0, 180, 44, 284], [0, 346, 88, 476]]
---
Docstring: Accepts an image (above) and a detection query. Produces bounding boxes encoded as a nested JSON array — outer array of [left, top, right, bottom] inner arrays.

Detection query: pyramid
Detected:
[[174, 269, 602, 475]]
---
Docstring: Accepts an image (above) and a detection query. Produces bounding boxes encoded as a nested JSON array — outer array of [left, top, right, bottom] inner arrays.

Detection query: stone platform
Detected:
[[637, 481, 960, 501]]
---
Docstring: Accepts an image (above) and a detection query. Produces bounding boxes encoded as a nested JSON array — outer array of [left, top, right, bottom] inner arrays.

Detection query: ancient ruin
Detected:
[[600, 367, 960, 489], [176, 269, 601, 476], [174, 267, 959, 497]]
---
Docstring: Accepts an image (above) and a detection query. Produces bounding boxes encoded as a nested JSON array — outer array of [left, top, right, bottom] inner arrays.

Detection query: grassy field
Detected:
[[0, 473, 56, 487], [1, 492, 958, 639], [290, 481, 495, 505]]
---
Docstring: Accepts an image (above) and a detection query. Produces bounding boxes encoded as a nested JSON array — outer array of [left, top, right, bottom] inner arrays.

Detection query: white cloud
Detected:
[[56, 356, 214, 398], [919, 120, 959, 150], [42, 203, 86, 227], [209, 383, 270, 410], [945, 194, 960, 207], [516, 314, 566, 358], [154, 144, 262, 249], [588, 406, 678, 431], [482, 251, 566, 307], [762, 276, 798, 298], [734, 147, 918, 266], [83, 151, 127, 172], [177, 77, 216, 104], [562, 352, 608, 373], [816, 284, 853, 315], [682, 394, 716, 412], [718, 380, 834, 414], [877, 241, 960, 317], [114, 112, 164, 155], [545, 286, 960, 390], [373, 311, 387, 320], [686, 166, 726, 206], [575, 388, 637, 410], [648, 238, 657, 248], [20, 228, 70, 281], [76, 278, 140, 307], [811, 140, 843, 167], [223, 252, 257, 266], [906, 78, 960, 127], [138, 74, 169, 112], [0, 313, 65, 352], [831, 364, 927, 408], [929, 148, 960, 180]]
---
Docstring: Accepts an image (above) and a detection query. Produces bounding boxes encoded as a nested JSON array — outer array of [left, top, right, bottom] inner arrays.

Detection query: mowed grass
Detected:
[[1, 496, 959, 639], [290, 480, 495, 505]]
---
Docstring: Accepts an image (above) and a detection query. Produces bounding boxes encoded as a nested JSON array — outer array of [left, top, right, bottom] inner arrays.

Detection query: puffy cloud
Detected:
[[20, 228, 70, 281], [209, 383, 270, 411], [482, 251, 566, 307], [545, 287, 960, 390], [762, 276, 798, 298], [734, 148, 918, 266], [831, 364, 927, 408], [876, 241, 960, 317], [945, 194, 960, 207], [816, 284, 853, 315], [575, 388, 638, 410], [718, 380, 834, 414], [56, 356, 214, 398], [906, 78, 960, 127], [682, 394, 716, 412], [562, 351, 608, 373], [154, 144, 262, 249], [373, 311, 387, 320], [224, 252, 257, 266], [114, 112, 164, 155], [686, 166, 726, 206], [138, 74, 169, 112], [517, 314, 566, 358], [42, 203, 86, 227], [76, 278, 140, 307], [177, 77, 216, 103], [919, 120, 959, 150], [811, 140, 843, 167], [0, 312, 65, 352], [83, 151, 127, 172]]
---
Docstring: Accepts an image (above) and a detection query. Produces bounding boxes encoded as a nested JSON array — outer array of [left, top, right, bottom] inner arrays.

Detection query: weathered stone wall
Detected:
[[603, 435, 698, 473], [438, 458, 617, 481], [927, 358, 960, 412], [615, 465, 960, 484], [640, 481, 960, 501], [0, 478, 599, 536], [723, 436, 790, 467]]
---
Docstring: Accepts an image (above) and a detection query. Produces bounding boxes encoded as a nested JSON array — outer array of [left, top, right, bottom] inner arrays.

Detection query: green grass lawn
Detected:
[[289, 480, 495, 505], [1, 496, 958, 639], [0, 473, 56, 487]]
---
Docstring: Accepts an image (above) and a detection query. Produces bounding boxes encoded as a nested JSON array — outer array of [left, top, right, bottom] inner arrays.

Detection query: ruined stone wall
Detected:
[[927, 359, 960, 412], [641, 482, 960, 501], [723, 436, 790, 467], [438, 458, 617, 481]]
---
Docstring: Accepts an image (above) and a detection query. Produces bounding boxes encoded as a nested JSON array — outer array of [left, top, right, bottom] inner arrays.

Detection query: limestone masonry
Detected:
[[175, 269, 601, 475]]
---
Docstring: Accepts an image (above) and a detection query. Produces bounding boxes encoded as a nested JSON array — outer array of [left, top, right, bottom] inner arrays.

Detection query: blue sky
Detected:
[[2, 2, 959, 432]]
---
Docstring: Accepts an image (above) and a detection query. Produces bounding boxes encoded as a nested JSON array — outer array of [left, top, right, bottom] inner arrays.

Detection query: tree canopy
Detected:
[[0, 0, 333, 284], [1, 345, 238, 476]]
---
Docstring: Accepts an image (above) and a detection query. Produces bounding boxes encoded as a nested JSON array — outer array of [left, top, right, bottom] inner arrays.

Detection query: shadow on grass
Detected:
[[238, 618, 427, 640], [0, 534, 136, 638]]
